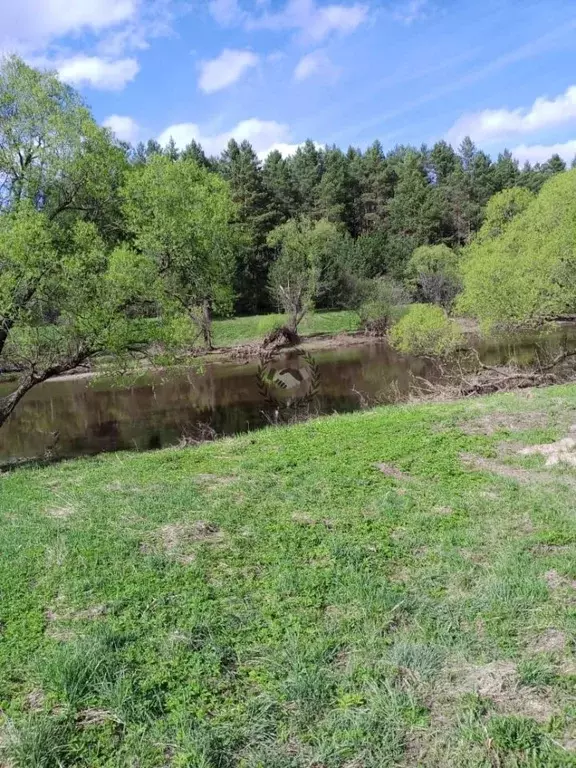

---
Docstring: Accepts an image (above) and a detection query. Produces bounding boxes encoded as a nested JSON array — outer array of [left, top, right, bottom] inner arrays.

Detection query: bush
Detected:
[[389, 304, 464, 357], [405, 244, 461, 309], [351, 277, 410, 335]]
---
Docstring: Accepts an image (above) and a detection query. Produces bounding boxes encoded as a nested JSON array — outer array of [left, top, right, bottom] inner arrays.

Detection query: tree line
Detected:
[[132, 130, 572, 315]]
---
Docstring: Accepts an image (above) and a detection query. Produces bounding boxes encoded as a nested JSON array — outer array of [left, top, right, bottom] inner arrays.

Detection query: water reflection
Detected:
[[1, 328, 575, 462]]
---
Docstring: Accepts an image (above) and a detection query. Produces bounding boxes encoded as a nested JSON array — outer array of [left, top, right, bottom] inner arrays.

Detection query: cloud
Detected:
[[158, 118, 302, 158], [56, 55, 139, 90], [208, 0, 243, 25], [511, 139, 576, 166], [294, 49, 339, 82], [244, 0, 369, 43], [198, 49, 259, 93], [103, 114, 140, 142], [447, 84, 576, 145], [1, 0, 180, 91], [0, 0, 137, 52], [393, 0, 429, 24]]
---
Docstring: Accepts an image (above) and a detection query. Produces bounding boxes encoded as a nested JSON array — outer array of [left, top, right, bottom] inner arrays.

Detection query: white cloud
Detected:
[[245, 0, 368, 43], [294, 49, 338, 82], [198, 49, 259, 93], [103, 114, 140, 143], [447, 84, 576, 145], [0, 0, 137, 51], [158, 118, 302, 158], [511, 139, 576, 166], [56, 55, 139, 90], [393, 0, 429, 24], [208, 0, 243, 25]]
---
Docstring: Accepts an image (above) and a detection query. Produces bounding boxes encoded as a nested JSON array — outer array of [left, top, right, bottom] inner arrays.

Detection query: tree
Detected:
[[263, 149, 299, 224], [267, 218, 342, 332], [458, 170, 576, 332], [390, 304, 463, 357], [385, 151, 440, 267], [474, 187, 535, 244], [355, 141, 397, 234], [219, 139, 277, 313], [405, 244, 461, 309], [122, 155, 238, 349], [181, 140, 212, 169], [288, 140, 323, 218], [494, 149, 520, 190], [317, 146, 355, 232], [0, 56, 153, 429], [429, 140, 459, 185]]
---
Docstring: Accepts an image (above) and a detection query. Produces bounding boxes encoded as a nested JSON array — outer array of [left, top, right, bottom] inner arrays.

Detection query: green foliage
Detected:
[[405, 244, 461, 308], [122, 154, 239, 346], [352, 276, 410, 332], [475, 187, 535, 244], [458, 170, 576, 332], [267, 218, 345, 330], [390, 303, 464, 356]]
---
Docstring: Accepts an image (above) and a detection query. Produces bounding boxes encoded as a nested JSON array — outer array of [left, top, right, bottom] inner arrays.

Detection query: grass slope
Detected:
[[211, 311, 359, 348], [1, 386, 576, 766]]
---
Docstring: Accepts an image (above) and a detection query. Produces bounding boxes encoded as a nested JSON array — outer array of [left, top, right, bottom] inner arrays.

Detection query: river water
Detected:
[[1, 328, 575, 462]]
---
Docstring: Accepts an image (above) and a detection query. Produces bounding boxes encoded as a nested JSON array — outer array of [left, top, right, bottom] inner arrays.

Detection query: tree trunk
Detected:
[[0, 350, 90, 432], [201, 299, 213, 350]]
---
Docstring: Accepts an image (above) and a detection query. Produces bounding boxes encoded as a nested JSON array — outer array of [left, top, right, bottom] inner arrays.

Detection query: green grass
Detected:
[[2, 385, 576, 766], [211, 310, 360, 348]]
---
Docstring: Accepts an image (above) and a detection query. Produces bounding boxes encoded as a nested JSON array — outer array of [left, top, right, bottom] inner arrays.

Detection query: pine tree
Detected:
[[429, 140, 459, 185], [494, 149, 520, 190], [262, 149, 298, 224], [288, 140, 323, 218], [164, 137, 180, 161], [219, 139, 277, 313], [317, 146, 355, 232], [356, 141, 397, 234], [181, 140, 212, 169]]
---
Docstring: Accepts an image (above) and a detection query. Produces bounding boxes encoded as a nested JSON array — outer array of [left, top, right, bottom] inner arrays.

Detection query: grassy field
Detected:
[[211, 310, 359, 348], [1, 386, 576, 766]]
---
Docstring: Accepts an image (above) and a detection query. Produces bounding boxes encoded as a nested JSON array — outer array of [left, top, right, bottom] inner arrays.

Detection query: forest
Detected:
[[1, 54, 576, 429]]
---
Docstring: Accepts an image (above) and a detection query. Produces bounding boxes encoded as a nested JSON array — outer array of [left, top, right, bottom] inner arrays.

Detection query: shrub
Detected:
[[353, 277, 411, 335], [405, 244, 462, 309], [389, 304, 464, 357]]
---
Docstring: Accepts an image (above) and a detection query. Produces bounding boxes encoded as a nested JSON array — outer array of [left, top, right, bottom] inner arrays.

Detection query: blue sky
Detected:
[[2, 0, 576, 164]]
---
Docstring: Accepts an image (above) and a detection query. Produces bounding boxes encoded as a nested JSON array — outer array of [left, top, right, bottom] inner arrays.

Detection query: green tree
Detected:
[[458, 170, 576, 332], [494, 149, 520, 190], [317, 146, 355, 232], [267, 218, 342, 331], [355, 141, 397, 234], [219, 139, 277, 313], [0, 57, 153, 428], [122, 154, 238, 349], [429, 140, 459, 184], [390, 303, 464, 357], [262, 149, 299, 224], [405, 244, 461, 309], [474, 187, 535, 244], [288, 140, 323, 218]]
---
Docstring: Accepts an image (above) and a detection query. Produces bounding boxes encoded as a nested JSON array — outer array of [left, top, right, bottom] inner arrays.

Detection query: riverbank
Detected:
[[2, 386, 576, 766]]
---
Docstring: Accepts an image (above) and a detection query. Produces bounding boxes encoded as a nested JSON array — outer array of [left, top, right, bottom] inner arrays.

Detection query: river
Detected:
[[2, 327, 576, 462]]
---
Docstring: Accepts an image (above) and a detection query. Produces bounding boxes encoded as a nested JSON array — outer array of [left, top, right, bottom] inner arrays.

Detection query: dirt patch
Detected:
[[24, 689, 45, 712], [461, 451, 576, 488], [45, 505, 75, 519], [529, 629, 567, 653], [291, 513, 334, 528], [544, 569, 576, 591], [374, 462, 409, 480], [520, 436, 576, 467], [194, 474, 236, 487], [461, 453, 533, 482], [460, 411, 549, 436], [77, 708, 114, 726], [143, 521, 223, 564], [530, 543, 573, 555], [438, 660, 555, 722]]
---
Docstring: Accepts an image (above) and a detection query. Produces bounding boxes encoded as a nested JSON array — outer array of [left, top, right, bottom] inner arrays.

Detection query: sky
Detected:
[[2, 0, 576, 164]]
